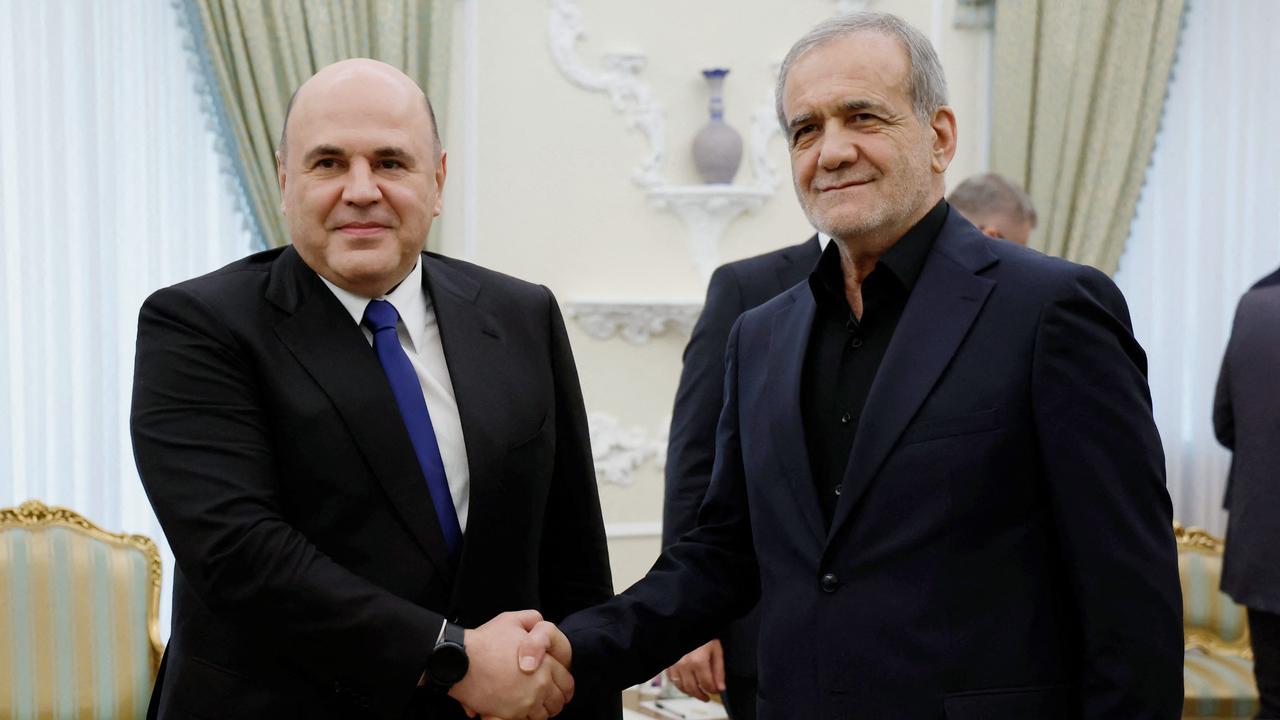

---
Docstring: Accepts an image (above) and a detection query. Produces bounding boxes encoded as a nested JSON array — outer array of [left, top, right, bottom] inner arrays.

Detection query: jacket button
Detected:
[[821, 572, 839, 593]]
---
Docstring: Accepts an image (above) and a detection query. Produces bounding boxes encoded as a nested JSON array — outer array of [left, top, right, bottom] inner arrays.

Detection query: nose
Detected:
[[342, 159, 382, 206], [817, 124, 858, 172]]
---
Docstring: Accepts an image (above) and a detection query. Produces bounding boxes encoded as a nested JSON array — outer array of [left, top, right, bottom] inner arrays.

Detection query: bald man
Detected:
[[132, 59, 617, 720]]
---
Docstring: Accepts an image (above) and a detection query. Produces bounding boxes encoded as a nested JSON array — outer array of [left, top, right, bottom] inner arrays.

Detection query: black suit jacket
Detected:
[[1214, 265, 1280, 614], [131, 246, 617, 720], [663, 236, 820, 677], [563, 211, 1183, 719]]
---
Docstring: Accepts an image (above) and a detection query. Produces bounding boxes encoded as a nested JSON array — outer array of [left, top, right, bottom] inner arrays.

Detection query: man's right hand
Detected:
[[448, 610, 575, 720], [666, 639, 725, 702]]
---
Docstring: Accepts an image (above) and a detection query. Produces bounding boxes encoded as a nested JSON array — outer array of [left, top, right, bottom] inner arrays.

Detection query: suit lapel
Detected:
[[773, 235, 822, 293], [763, 288, 827, 548], [826, 221, 998, 541], [268, 248, 455, 580], [420, 256, 504, 546]]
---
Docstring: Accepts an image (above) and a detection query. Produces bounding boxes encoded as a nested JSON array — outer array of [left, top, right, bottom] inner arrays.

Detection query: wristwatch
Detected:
[[424, 619, 469, 689]]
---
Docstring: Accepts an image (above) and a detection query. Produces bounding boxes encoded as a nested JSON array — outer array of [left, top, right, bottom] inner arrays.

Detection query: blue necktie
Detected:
[[363, 299, 463, 557]]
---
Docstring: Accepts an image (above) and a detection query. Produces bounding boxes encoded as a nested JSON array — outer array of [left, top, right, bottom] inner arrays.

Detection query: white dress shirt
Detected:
[[319, 260, 470, 530]]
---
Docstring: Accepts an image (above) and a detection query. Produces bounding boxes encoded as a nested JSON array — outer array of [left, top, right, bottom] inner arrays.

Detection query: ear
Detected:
[[980, 226, 1004, 240], [928, 106, 958, 174], [432, 151, 448, 217], [276, 151, 287, 214]]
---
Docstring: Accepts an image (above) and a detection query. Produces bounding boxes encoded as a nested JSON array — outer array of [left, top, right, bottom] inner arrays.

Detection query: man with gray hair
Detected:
[[546, 11, 1183, 718], [948, 172, 1038, 245]]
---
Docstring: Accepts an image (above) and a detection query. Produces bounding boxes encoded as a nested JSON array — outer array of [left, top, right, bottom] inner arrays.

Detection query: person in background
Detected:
[[662, 232, 822, 719], [1213, 264, 1280, 720], [947, 171, 1037, 245]]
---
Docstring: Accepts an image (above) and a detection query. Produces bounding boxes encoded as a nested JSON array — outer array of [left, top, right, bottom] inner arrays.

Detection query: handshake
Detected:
[[446, 610, 576, 720]]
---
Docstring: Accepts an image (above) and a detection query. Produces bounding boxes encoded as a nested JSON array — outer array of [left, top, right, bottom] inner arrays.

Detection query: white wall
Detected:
[[439, 0, 993, 588]]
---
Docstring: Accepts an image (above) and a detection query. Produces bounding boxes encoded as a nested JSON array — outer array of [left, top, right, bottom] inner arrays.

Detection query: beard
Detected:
[[799, 152, 938, 245]]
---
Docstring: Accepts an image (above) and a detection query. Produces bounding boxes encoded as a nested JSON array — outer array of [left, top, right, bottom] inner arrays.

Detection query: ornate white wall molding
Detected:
[[547, 0, 665, 188], [747, 62, 785, 194], [589, 412, 668, 487], [647, 187, 771, 279], [548, 0, 783, 276], [566, 302, 701, 344]]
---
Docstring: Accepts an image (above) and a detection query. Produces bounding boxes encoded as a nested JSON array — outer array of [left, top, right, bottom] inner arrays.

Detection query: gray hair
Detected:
[[775, 11, 949, 132], [948, 173, 1038, 226]]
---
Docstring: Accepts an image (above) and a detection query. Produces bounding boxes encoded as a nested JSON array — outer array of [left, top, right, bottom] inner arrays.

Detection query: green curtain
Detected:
[[184, 0, 452, 249], [991, 0, 1185, 274]]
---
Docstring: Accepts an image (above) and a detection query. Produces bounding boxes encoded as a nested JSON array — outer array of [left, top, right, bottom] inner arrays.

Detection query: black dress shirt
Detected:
[[801, 200, 949, 527]]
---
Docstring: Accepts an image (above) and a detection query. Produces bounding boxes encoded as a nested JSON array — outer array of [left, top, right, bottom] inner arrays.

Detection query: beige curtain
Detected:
[[991, 0, 1185, 274], [185, 0, 452, 248]]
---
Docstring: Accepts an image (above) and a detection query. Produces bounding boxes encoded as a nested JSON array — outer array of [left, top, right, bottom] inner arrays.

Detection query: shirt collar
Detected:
[[318, 257, 430, 352], [808, 199, 949, 304]]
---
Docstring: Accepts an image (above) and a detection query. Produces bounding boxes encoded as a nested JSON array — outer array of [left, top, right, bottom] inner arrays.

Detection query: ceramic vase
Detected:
[[691, 68, 743, 184]]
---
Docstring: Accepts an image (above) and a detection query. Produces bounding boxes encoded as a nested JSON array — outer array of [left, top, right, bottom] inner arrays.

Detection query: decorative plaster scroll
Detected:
[[548, 0, 666, 188], [953, 0, 994, 30], [589, 412, 668, 487], [648, 186, 770, 279], [566, 302, 702, 344], [747, 62, 785, 193]]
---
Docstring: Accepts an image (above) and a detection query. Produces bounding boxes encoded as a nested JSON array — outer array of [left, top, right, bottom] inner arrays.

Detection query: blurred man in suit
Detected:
[[662, 235, 822, 718], [132, 59, 616, 720], [545, 11, 1183, 718], [948, 172, 1037, 245], [1214, 265, 1280, 719]]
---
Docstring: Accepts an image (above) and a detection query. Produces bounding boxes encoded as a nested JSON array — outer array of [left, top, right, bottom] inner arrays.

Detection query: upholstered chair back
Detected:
[[1176, 523, 1258, 720], [0, 500, 162, 720]]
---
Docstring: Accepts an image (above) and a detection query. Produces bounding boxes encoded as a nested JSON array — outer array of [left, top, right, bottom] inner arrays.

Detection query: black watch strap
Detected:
[[424, 619, 469, 690], [442, 620, 465, 649]]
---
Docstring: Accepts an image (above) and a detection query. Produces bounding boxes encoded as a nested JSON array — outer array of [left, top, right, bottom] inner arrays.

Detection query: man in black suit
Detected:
[[1214, 265, 1280, 718], [131, 59, 615, 720], [662, 236, 820, 719], [548, 11, 1183, 718]]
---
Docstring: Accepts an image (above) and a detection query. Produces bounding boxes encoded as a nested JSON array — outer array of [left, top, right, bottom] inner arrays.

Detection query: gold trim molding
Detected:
[[0, 499, 165, 673]]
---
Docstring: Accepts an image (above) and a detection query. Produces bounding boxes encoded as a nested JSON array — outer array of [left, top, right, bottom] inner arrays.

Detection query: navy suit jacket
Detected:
[[663, 235, 821, 677], [1214, 266, 1280, 613], [563, 210, 1183, 719], [132, 247, 617, 720]]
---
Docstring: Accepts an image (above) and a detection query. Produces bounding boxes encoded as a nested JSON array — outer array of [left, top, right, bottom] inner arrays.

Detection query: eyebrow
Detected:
[[300, 145, 417, 165], [371, 146, 415, 162], [838, 98, 891, 116], [302, 145, 344, 166], [786, 99, 893, 131]]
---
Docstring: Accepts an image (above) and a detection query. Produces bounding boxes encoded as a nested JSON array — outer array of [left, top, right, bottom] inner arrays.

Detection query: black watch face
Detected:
[[428, 642, 469, 686]]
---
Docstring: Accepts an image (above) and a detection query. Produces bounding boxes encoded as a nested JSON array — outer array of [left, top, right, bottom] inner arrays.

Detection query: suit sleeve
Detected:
[[561, 318, 760, 692], [537, 288, 621, 719], [131, 286, 441, 719], [1030, 267, 1184, 720], [1213, 305, 1238, 451], [663, 265, 745, 549]]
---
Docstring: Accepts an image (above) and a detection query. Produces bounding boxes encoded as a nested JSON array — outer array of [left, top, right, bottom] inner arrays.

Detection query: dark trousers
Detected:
[[1251, 608, 1280, 719], [721, 673, 757, 720]]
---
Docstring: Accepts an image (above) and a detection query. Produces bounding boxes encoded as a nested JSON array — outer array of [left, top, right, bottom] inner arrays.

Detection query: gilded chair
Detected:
[[0, 500, 163, 720], [1177, 523, 1259, 719]]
